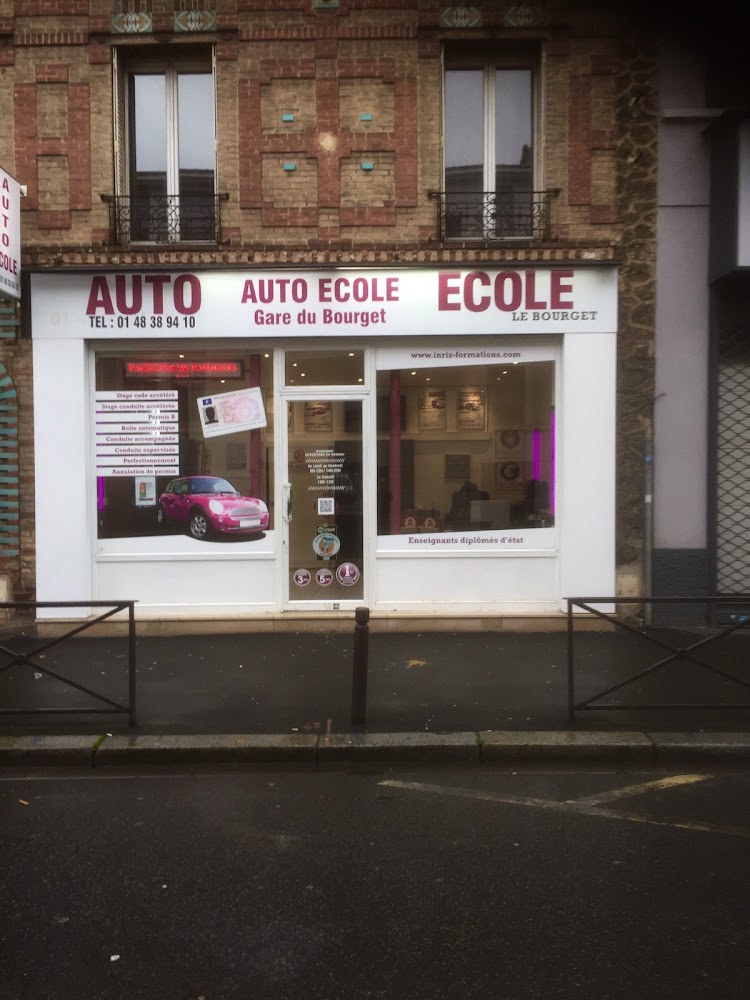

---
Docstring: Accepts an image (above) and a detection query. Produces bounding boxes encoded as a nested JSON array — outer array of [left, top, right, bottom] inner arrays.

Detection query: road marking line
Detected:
[[580, 806, 750, 840], [378, 779, 750, 840], [378, 778, 602, 812], [571, 773, 712, 806]]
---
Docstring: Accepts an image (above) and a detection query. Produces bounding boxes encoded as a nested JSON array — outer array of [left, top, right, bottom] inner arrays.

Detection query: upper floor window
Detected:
[[113, 48, 217, 243], [444, 49, 539, 240]]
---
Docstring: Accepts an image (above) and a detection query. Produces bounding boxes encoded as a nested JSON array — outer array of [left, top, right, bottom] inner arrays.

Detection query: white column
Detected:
[[33, 338, 93, 612], [558, 331, 617, 609]]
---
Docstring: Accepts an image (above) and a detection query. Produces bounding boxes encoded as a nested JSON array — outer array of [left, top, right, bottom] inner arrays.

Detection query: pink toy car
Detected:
[[157, 476, 269, 540]]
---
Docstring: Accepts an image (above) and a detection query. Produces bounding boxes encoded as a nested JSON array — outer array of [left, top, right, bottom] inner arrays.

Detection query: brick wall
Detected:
[[0, 0, 630, 253], [0, 0, 657, 603], [0, 337, 35, 604]]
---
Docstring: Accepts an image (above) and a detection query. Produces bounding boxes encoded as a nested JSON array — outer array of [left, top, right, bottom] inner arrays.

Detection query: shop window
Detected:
[[114, 47, 216, 242], [444, 47, 538, 239], [94, 351, 274, 546], [376, 360, 554, 536]]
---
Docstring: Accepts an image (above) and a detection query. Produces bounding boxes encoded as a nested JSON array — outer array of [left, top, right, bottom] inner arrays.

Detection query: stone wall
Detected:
[[614, 25, 658, 602]]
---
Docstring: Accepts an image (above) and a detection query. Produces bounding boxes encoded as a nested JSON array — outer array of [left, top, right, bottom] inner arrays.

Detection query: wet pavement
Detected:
[[1, 626, 749, 737]]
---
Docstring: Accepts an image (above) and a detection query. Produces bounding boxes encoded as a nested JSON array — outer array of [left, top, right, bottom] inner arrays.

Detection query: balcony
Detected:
[[101, 194, 229, 246], [432, 189, 558, 243]]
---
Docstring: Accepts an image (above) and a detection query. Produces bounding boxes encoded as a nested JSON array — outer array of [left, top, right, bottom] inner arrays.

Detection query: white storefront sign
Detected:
[[0, 165, 22, 301], [30, 266, 617, 338]]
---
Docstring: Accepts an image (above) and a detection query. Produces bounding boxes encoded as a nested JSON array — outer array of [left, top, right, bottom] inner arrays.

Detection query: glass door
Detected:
[[283, 397, 364, 606]]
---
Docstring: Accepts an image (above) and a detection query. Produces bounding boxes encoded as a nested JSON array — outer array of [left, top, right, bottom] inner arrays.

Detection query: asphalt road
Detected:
[[2, 763, 749, 1000]]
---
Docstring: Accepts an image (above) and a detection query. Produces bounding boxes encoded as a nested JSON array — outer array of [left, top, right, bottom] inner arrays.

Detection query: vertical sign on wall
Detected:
[[0, 166, 22, 301]]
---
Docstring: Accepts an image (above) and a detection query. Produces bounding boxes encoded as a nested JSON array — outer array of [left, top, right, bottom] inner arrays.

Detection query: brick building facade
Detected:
[[0, 0, 658, 624]]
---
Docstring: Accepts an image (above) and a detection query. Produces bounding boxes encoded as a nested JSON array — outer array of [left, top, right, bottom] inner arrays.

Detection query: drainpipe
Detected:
[[644, 422, 654, 626]]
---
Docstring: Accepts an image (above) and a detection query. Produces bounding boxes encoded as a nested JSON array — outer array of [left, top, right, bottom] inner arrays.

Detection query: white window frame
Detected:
[[443, 49, 543, 240], [112, 47, 217, 243]]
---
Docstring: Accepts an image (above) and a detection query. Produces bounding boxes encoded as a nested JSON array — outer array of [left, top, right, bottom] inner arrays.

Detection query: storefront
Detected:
[[29, 265, 617, 620]]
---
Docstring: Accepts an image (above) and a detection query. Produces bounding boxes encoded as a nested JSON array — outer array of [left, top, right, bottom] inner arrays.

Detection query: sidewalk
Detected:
[[1, 627, 749, 763]]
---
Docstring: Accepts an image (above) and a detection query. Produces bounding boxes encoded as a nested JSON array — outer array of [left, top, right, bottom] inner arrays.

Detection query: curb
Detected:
[[318, 732, 479, 762], [480, 730, 655, 761], [97, 733, 318, 765], [1, 731, 750, 766], [0, 735, 99, 766]]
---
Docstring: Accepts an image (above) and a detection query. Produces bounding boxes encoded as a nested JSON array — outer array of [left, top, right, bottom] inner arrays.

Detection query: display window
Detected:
[[375, 355, 554, 538], [94, 349, 274, 549]]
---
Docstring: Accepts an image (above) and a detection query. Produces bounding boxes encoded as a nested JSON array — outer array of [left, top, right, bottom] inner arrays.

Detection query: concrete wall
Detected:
[[654, 39, 711, 574]]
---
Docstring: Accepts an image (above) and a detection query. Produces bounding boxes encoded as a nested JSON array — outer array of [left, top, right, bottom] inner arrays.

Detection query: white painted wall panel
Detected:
[[33, 339, 93, 612], [654, 209, 710, 548], [373, 554, 558, 613], [558, 332, 617, 603], [95, 558, 277, 617]]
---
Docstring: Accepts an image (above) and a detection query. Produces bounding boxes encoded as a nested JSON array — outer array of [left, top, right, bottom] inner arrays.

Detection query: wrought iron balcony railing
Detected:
[[432, 189, 559, 242], [101, 194, 229, 245]]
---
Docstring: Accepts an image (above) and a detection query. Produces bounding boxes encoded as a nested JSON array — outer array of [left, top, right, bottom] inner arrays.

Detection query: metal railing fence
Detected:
[[0, 601, 137, 726], [567, 596, 750, 721], [101, 193, 228, 245], [431, 188, 558, 242]]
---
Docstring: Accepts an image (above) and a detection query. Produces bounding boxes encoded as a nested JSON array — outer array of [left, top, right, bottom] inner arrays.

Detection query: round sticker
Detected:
[[336, 562, 360, 586], [312, 532, 341, 558], [316, 568, 334, 587], [293, 568, 311, 587]]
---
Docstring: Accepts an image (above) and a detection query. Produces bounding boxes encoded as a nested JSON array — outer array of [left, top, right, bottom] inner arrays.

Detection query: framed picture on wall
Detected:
[[495, 428, 523, 457], [495, 461, 524, 491], [418, 390, 447, 430], [456, 388, 486, 430], [445, 454, 471, 480], [304, 400, 333, 431]]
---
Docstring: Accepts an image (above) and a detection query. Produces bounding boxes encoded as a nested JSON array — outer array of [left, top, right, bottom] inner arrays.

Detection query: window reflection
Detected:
[[285, 350, 365, 386], [178, 73, 216, 224], [445, 70, 484, 193], [126, 60, 216, 242], [376, 361, 554, 535], [444, 58, 536, 239], [132, 75, 167, 200]]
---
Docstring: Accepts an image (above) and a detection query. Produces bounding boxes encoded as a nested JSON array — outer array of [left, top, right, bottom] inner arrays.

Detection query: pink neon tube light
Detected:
[[549, 406, 556, 513]]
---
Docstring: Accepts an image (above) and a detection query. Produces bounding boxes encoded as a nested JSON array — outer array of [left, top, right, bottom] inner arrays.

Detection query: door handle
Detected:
[[283, 483, 292, 522]]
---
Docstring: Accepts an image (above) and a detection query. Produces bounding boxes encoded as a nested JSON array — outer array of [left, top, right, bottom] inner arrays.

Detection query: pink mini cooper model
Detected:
[[157, 476, 269, 540]]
